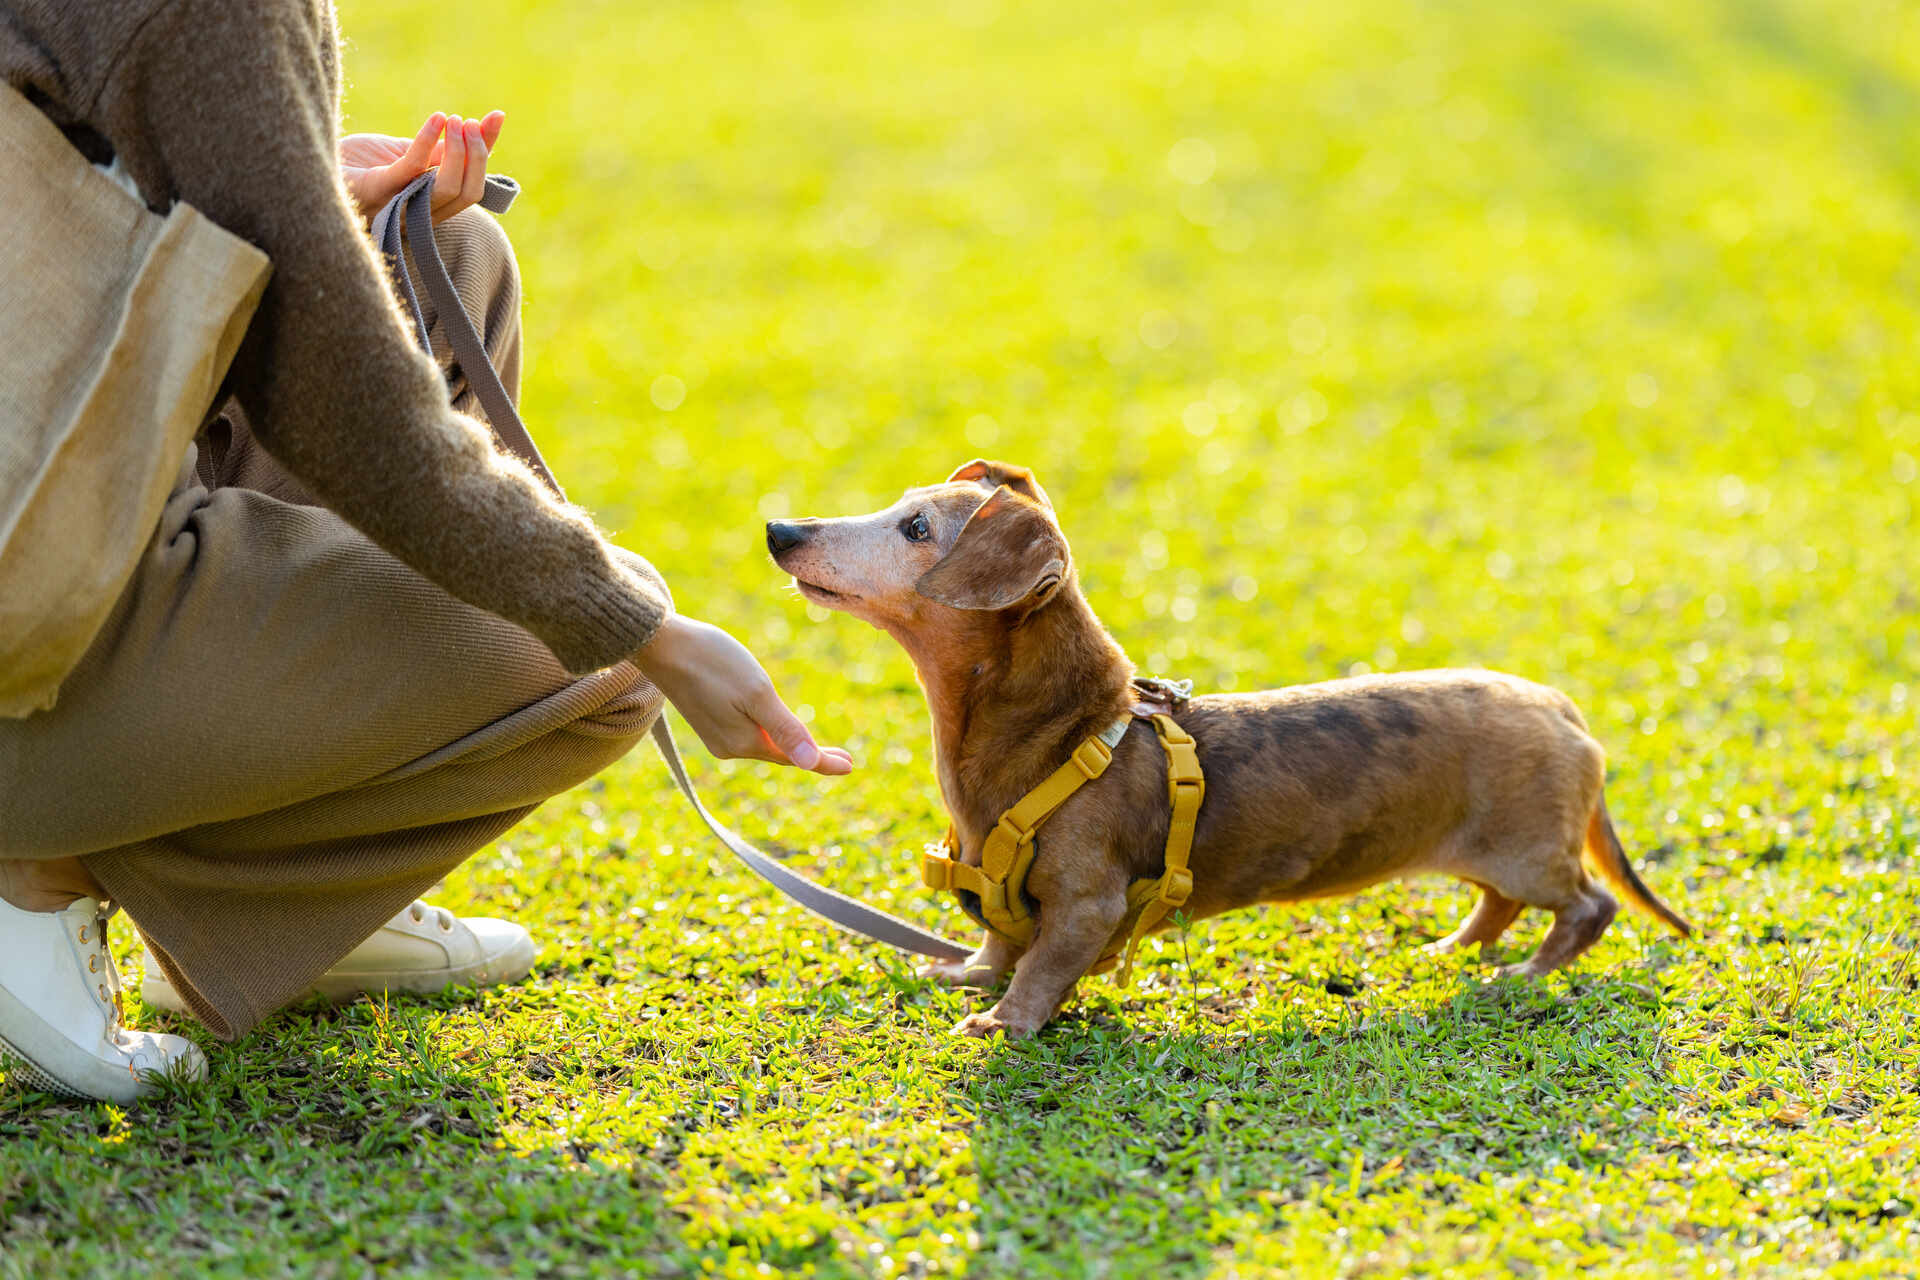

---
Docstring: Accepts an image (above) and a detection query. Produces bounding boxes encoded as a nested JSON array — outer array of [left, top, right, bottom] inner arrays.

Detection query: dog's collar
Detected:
[[920, 694, 1205, 985]]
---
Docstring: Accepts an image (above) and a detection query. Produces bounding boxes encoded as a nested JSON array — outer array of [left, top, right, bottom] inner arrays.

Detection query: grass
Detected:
[[5, 0, 1919, 1274]]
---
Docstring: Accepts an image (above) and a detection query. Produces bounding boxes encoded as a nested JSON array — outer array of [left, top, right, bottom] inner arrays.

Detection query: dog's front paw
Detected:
[[919, 959, 984, 988], [952, 1009, 1039, 1039], [952, 1011, 1010, 1038]]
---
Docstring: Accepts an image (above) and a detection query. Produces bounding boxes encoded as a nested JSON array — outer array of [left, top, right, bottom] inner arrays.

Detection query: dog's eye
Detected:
[[902, 513, 931, 543]]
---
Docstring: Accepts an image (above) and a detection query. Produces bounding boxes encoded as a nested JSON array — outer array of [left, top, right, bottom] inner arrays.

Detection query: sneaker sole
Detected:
[[0, 984, 191, 1103]]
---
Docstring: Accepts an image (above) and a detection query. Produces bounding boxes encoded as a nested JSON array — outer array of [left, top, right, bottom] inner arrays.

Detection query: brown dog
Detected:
[[766, 460, 1692, 1037]]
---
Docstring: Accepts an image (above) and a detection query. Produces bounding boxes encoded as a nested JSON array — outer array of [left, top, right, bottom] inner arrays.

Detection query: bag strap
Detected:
[[374, 177, 971, 964]]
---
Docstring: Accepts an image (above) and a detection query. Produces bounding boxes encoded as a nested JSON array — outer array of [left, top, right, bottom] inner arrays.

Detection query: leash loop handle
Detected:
[[371, 171, 559, 497]]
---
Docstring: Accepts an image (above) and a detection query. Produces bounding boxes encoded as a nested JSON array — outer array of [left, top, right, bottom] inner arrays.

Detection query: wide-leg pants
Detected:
[[0, 209, 664, 1040]]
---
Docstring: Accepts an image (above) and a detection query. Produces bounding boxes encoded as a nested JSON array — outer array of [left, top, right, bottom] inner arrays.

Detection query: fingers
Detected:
[[434, 113, 469, 212], [424, 109, 500, 165], [743, 683, 855, 776], [343, 110, 496, 224], [749, 685, 824, 772], [458, 117, 490, 210], [815, 746, 855, 775], [688, 713, 851, 776], [427, 112, 504, 223], [401, 112, 445, 173], [761, 731, 855, 776], [635, 616, 855, 775]]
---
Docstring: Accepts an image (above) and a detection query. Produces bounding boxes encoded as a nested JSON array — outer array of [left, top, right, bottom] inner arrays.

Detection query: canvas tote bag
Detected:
[[0, 82, 270, 717]]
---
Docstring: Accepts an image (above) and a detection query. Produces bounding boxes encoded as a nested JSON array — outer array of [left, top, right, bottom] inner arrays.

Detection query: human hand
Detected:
[[634, 615, 855, 776], [339, 110, 506, 225]]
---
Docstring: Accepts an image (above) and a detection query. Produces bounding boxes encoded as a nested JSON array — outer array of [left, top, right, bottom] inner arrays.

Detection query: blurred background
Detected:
[[341, 0, 1915, 858]]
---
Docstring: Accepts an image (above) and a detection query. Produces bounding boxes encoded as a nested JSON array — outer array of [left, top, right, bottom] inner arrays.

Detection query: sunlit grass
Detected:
[[5, 0, 1917, 1274]]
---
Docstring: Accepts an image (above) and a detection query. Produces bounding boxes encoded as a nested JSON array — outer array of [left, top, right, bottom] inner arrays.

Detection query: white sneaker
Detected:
[[140, 900, 536, 1016], [0, 897, 206, 1102]]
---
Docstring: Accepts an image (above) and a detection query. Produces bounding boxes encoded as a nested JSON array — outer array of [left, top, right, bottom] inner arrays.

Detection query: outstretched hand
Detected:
[[339, 110, 506, 224], [634, 616, 855, 776]]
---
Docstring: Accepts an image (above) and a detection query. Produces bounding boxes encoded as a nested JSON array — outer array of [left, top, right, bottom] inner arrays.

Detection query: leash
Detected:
[[374, 172, 971, 963], [646, 718, 968, 959], [370, 172, 560, 496]]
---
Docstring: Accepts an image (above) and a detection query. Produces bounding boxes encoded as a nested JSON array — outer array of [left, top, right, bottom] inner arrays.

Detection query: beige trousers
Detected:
[[0, 209, 665, 1040]]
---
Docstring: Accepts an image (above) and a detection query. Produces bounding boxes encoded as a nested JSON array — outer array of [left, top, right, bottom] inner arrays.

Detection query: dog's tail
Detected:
[[1584, 795, 1693, 937]]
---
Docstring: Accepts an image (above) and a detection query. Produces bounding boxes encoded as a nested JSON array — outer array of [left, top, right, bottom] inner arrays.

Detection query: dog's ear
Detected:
[[915, 486, 1069, 612], [947, 458, 1052, 510]]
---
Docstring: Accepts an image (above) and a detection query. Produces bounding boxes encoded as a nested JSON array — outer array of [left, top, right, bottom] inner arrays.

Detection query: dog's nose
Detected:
[[765, 520, 810, 555]]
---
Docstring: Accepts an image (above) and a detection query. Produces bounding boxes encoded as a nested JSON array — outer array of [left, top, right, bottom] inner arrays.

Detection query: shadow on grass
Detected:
[[961, 975, 1677, 1279], [0, 998, 692, 1276], [1, 965, 1679, 1277]]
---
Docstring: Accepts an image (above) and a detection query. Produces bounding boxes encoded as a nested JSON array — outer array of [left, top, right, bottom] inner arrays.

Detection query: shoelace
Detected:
[[404, 900, 455, 932], [75, 901, 129, 1035]]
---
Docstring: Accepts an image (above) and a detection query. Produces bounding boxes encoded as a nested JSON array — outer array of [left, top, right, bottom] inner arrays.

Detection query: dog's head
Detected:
[[766, 459, 1070, 633]]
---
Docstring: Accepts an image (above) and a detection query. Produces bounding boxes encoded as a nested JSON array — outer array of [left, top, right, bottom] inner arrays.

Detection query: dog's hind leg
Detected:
[[1499, 875, 1617, 978], [1423, 881, 1524, 955], [1471, 753, 1616, 978]]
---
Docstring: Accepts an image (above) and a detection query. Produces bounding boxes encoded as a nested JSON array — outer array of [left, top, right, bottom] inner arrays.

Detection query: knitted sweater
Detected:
[[0, 0, 670, 673]]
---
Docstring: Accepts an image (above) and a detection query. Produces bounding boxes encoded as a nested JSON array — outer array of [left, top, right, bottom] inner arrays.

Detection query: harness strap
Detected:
[[921, 716, 1129, 944], [918, 708, 1205, 984], [373, 177, 971, 965], [982, 719, 1127, 881], [1109, 713, 1204, 985]]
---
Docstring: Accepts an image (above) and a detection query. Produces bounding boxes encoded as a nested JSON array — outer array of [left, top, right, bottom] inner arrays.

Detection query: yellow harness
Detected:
[[919, 708, 1204, 986]]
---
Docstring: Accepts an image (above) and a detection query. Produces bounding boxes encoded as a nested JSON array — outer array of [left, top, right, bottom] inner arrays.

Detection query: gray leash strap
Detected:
[[371, 171, 561, 497], [648, 719, 970, 960], [374, 176, 972, 964]]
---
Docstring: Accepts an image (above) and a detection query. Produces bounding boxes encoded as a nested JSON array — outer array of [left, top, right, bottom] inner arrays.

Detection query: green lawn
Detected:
[[6, 0, 1919, 1274]]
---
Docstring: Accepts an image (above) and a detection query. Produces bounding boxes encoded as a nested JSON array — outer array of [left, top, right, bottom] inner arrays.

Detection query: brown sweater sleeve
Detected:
[[85, 0, 668, 673]]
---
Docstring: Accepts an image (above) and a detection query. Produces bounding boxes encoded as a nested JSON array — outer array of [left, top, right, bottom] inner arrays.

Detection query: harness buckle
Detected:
[[920, 851, 956, 891], [1161, 866, 1194, 906], [1161, 739, 1203, 784], [1070, 735, 1113, 780]]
